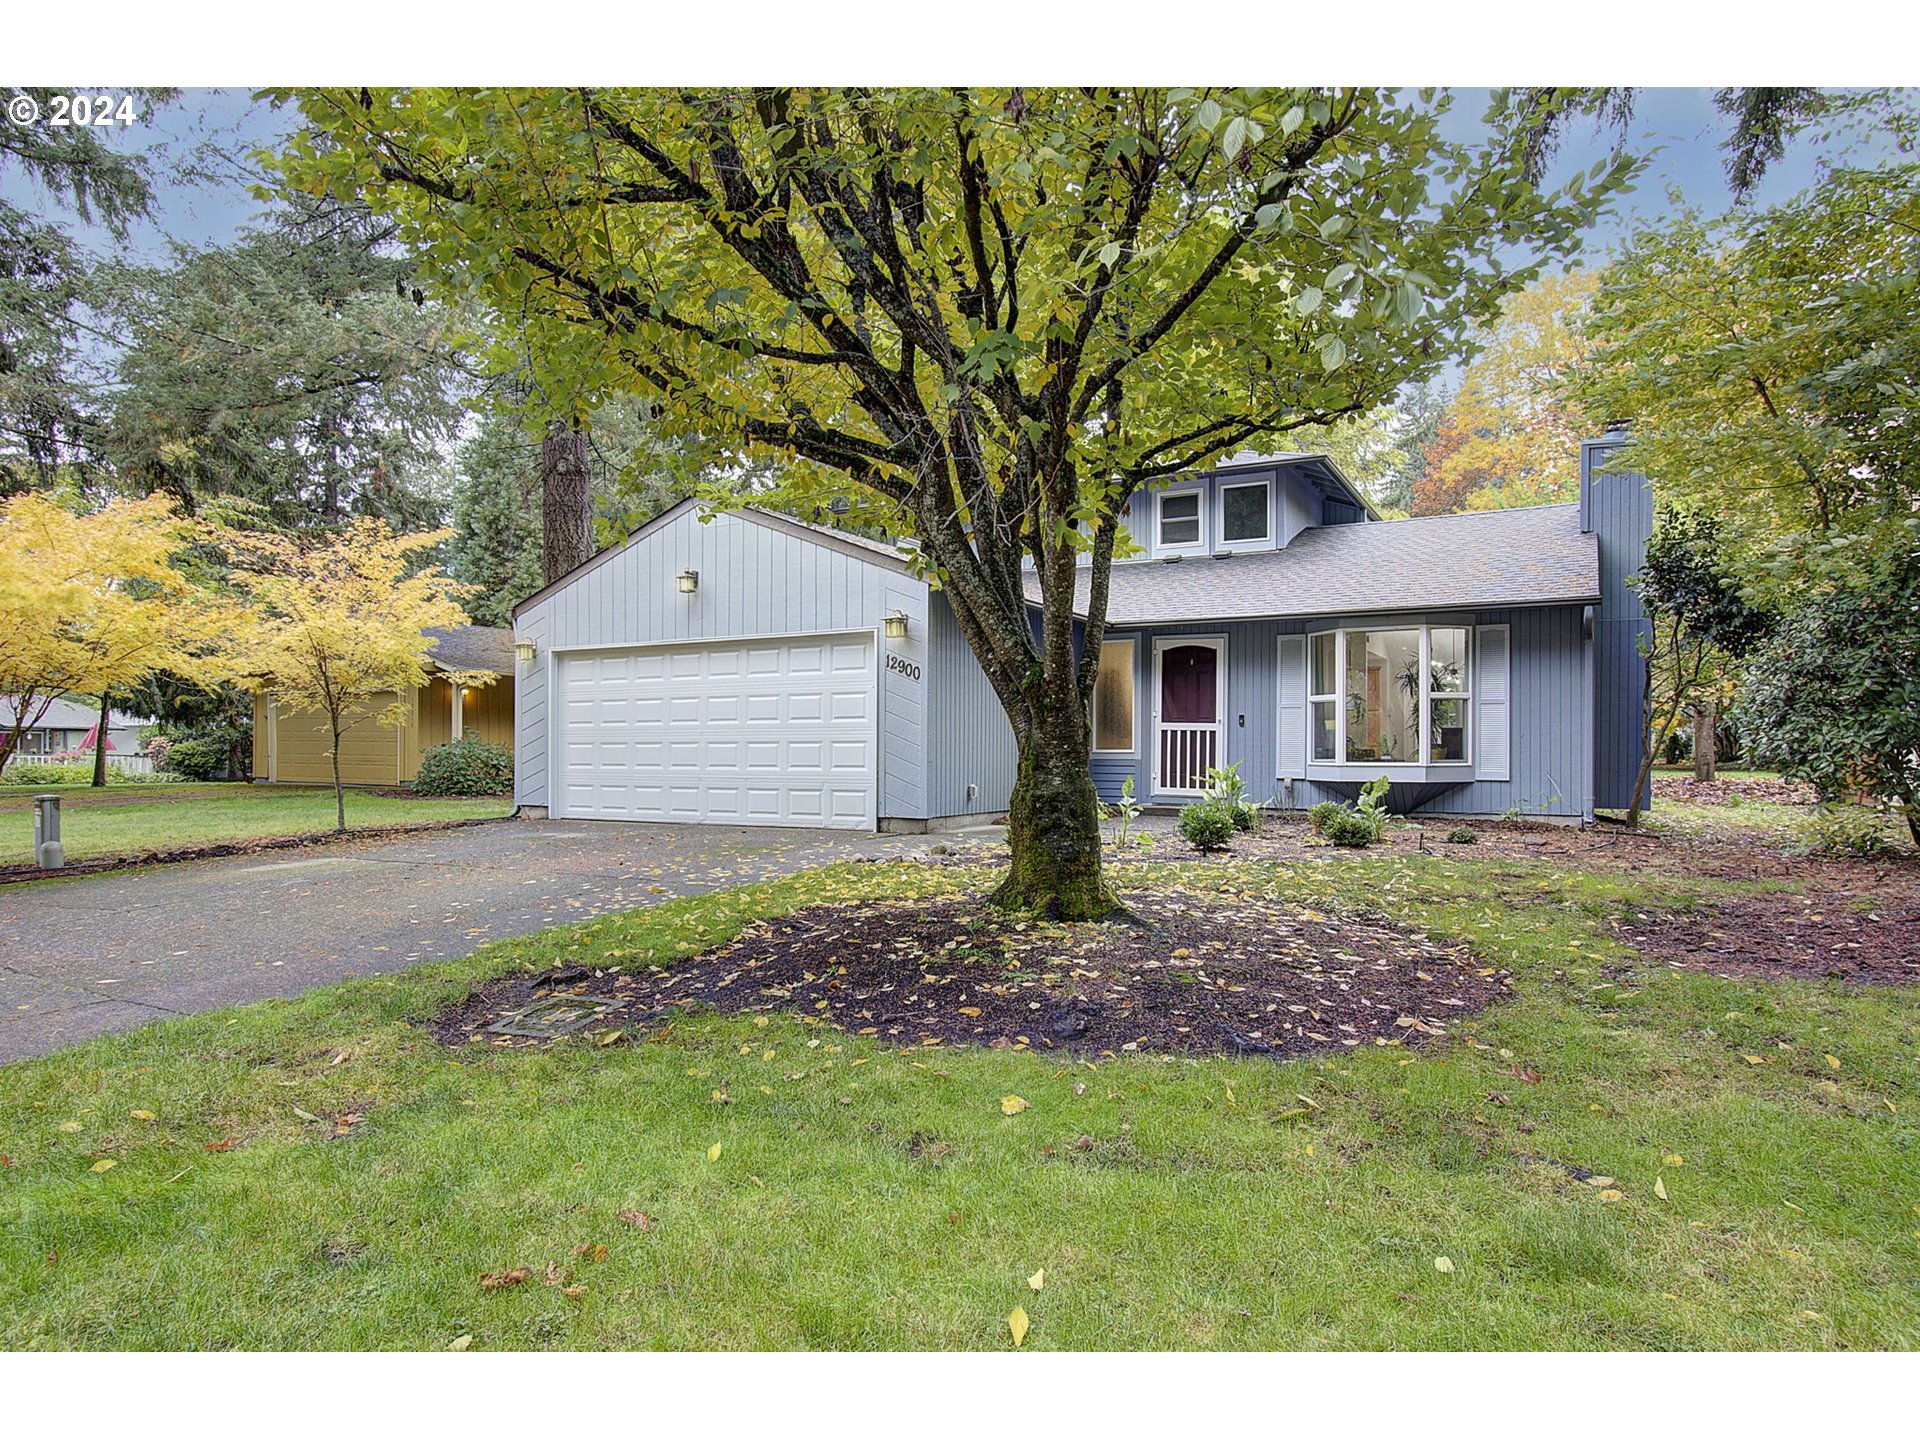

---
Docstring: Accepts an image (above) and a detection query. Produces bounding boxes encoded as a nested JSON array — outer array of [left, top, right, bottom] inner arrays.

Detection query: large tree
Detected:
[[282, 87, 1627, 917]]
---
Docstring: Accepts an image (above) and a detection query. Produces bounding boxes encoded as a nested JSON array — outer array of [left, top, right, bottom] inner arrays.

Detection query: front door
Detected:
[[1154, 640, 1222, 795]]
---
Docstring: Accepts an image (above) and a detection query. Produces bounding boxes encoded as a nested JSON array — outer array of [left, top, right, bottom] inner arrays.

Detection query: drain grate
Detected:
[[484, 994, 622, 1039]]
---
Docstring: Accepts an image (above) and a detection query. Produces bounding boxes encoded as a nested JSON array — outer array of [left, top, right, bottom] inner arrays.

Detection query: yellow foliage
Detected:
[[0, 492, 245, 764]]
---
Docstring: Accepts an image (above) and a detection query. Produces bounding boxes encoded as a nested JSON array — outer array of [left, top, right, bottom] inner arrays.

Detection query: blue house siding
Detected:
[[1085, 604, 1590, 819], [1582, 438, 1655, 813], [925, 592, 1019, 818]]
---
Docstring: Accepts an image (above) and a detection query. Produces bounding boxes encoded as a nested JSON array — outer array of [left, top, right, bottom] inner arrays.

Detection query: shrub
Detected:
[[415, 737, 515, 797], [163, 738, 227, 781], [1200, 763, 1259, 832], [1798, 803, 1891, 858], [1446, 825, 1478, 844], [1178, 800, 1236, 852], [1320, 810, 1379, 846], [0, 759, 185, 786], [1307, 800, 1344, 835], [1308, 775, 1393, 848], [142, 735, 173, 771]]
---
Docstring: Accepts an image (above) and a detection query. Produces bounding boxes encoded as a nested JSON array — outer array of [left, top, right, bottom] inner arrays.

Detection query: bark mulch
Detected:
[[432, 889, 1512, 1060], [1651, 774, 1817, 806], [1615, 891, 1920, 986]]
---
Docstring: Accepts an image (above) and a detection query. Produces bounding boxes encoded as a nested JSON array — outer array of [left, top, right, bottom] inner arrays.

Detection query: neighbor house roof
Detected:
[[1028, 504, 1601, 625], [424, 625, 516, 675], [0, 697, 153, 731]]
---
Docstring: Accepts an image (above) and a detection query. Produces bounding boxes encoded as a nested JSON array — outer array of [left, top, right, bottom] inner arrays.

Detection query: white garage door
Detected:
[[555, 635, 876, 829]]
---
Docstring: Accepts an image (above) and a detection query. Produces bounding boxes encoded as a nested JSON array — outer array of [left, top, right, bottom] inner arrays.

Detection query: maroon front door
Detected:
[[1157, 643, 1219, 792]]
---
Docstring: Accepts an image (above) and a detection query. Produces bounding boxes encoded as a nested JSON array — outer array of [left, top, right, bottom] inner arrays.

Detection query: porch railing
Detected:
[[1157, 723, 1219, 794]]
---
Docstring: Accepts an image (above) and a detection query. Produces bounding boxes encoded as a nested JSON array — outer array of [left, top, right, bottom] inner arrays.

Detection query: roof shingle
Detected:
[[1028, 504, 1600, 624]]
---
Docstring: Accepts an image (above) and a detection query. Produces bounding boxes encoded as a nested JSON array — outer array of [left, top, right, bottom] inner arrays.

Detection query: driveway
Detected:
[[0, 816, 961, 1065]]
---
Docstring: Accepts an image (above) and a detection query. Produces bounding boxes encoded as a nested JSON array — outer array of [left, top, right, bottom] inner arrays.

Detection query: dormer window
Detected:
[[1219, 480, 1271, 545], [1157, 491, 1202, 548]]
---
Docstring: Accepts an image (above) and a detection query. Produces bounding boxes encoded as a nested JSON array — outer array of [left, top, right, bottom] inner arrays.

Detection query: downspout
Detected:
[[1581, 604, 1597, 827]]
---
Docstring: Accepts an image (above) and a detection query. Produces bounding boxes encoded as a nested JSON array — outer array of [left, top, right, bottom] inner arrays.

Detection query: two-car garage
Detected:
[[552, 634, 877, 829]]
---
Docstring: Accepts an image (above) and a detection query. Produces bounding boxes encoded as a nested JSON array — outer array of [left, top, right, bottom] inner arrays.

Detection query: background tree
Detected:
[[0, 491, 241, 769], [282, 86, 1629, 917], [104, 193, 471, 529], [227, 518, 489, 831], [1736, 537, 1920, 846], [1623, 512, 1773, 825], [1412, 268, 1595, 515]]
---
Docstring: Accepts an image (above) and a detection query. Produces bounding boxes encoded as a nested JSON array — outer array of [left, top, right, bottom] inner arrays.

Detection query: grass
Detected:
[[2, 851, 1914, 1350], [0, 783, 513, 865]]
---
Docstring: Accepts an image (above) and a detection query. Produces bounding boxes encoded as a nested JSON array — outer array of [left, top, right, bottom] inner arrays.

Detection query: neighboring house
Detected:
[[0, 697, 152, 761], [509, 433, 1651, 831], [252, 625, 517, 787]]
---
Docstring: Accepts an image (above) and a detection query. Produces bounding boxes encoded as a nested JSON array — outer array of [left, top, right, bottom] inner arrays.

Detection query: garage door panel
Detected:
[[556, 635, 877, 828]]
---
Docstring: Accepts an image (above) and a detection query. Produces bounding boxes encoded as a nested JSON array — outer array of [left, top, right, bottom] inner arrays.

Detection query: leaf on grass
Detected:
[[1433, 1256, 1454, 1274], [205, 1137, 236, 1153], [1584, 1176, 1617, 1188], [129, 1110, 156, 1121], [1001, 1095, 1029, 1115], [1654, 1176, 1670, 1201], [57, 1121, 83, 1133], [291, 1107, 319, 1122], [89, 1159, 116, 1173], [1825, 1054, 1841, 1071], [479, 1267, 531, 1289], [707, 1143, 722, 1162], [1028, 1268, 1045, 1292], [618, 1210, 652, 1230], [1663, 1153, 1685, 1167], [1742, 1055, 1767, 1066], [1598, 1188, 1624, 1202], [446, 1334, 472, 1351], [1008, 1306, 1030, 1346]]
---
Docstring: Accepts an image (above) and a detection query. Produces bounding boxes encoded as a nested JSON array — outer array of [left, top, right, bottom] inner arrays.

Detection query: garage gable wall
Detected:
[[513, 507, 931, 816]]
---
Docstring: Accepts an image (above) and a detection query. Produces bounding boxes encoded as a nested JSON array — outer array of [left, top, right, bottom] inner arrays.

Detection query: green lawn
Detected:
[[0, 783, 513, 866], [2, 852, 1914, 1350]]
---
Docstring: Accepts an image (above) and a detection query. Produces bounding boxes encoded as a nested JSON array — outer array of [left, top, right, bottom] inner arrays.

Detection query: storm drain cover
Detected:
[[484, 994, 622, 1039]]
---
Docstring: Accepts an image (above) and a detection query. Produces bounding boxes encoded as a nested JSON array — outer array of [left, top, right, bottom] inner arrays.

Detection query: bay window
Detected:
[[1308, 625, 1472, 765]]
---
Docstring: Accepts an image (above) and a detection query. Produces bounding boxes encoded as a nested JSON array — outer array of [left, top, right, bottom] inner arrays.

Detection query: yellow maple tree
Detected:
[[226, 519, 493, 831], [0, 492, 243, 770], [1416, 268, 1598, 515]]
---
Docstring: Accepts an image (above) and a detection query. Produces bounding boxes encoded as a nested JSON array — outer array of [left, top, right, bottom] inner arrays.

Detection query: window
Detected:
[[1306, 625, 1472, 765], [1220, 481, 1271, 544], [1092, 636, 1137, 753], [1157, 491, 1201, 547]]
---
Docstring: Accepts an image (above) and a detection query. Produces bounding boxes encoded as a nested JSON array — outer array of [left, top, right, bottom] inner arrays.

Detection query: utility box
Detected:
[[32, 793, 65, 869]]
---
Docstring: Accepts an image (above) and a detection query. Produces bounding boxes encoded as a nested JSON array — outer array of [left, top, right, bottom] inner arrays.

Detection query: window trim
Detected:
[[1307, 624, 1474, 768], [1217, 478, 1273, 548], [1090, 634, 1139, 755], [1155, 488, 1205, 551]]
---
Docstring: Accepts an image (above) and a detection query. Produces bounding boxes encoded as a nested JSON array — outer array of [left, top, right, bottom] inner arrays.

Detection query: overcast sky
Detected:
[[7, 86, 1908, 275]]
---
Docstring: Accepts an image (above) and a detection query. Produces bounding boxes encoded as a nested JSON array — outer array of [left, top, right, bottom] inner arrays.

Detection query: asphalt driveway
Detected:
[[0, 816, 952, 1064]]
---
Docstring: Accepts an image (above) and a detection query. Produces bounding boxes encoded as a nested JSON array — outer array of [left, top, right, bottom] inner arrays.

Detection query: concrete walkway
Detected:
[[0, 817, 954, 1064]]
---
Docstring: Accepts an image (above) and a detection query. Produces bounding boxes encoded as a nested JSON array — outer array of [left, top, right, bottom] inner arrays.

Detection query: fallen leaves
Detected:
[[446, 1334, 473, 1351], [618, 1210, 652, 1230], [1008, 1306, 1030, 1346], [707, 1143, 722, 1162], [479, 1267, 532, 1289], [1654, 1176, 1670, 1201], [1000, 1095, 1029, 1116], [1028, 1268, 1045, 1292], [1434, 1256, 1455, 1274], [204, 1137, 237, 1153], [129, 1110, 156, 1121], [88, 1158, 116, 1173]]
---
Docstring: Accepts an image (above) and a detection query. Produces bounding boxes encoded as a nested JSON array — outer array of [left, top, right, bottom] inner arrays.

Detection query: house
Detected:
[[508, 432, 1651, 831], [251, 624, 517, 787], [0, 697, 152, 762]]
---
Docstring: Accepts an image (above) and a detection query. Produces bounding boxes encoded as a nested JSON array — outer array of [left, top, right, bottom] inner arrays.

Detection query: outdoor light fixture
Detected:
[[677, 569, 699, 595], [514, 639, 536, 663], [883, 611, 909, 639]]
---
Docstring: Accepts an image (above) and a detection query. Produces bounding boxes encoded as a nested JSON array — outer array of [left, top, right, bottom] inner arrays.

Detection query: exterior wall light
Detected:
[[677, 569, 699, 595], [883, 611, 909, 640], [513, 639, 537, 663]]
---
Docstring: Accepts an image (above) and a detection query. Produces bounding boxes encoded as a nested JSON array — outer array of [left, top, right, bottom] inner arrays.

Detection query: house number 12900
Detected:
[[885, 653, 921, 682]]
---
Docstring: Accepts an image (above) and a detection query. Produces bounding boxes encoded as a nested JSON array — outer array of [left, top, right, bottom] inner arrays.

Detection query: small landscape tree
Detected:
[[227, 518, 493, 831]]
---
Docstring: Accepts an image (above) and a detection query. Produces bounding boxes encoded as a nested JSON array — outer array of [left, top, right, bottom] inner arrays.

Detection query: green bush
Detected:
[[1308, 775, 1393, 847], [1, 759, 185, 786], [1797, 802, 1891, 858], [1320, 809, 1379, 847], [1446, 825, 1478, 844], [1307, 800, 1344, 835], [1178, 800, 1236, 852], [414, 738, 515, 797], [162, 738, 227, 781], [1200, 763, 1259, 832]]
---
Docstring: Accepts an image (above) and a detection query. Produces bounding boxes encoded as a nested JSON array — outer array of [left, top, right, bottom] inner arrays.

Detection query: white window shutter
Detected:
[[1477, 624, 1511, 781], [1276, 634, 1306, 779]]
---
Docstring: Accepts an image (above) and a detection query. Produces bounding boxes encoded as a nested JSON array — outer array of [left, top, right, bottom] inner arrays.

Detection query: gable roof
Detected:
[[0, 697, 153, 732], [424, 624, 516, 675], [511, 498, 913, 620], [1029, 504, 1600, 625], [1211, 449, 1382, 520]]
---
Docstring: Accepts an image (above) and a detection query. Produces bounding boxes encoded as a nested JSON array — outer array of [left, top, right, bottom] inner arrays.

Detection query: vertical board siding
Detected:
[[1583, 443, 1655, 813], [514, 509, 934, 818], [925, 593, 1019, 817], [1088, 606, 1590, 819]]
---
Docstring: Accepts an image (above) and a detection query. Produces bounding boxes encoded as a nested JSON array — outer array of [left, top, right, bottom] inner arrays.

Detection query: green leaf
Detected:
[[1316, 334, 1347, 371], [1291, 287, 1323, 318], [1222, 116, 1248, 161]]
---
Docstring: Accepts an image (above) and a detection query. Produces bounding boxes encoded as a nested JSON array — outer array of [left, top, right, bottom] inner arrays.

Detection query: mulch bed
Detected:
[[1652, 774, 1818, 806], [432, 890, 1512, 1060], [1615, 891, 1920, 985]]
